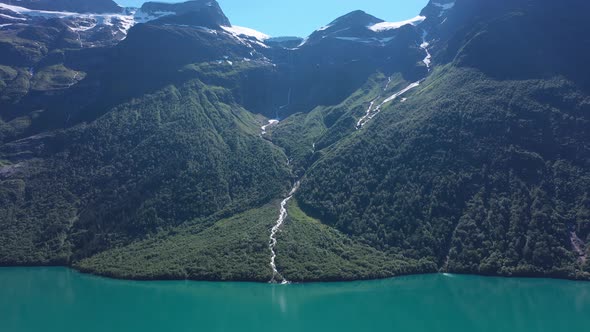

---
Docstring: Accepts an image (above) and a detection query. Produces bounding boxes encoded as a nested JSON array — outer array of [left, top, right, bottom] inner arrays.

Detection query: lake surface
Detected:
[[1, 268, 589, 332]]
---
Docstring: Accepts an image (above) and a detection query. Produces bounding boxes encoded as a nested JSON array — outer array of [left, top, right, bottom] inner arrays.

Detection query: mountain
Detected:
[[0, 0, 121, 13], [297, 0, 590, 279], [1, 0, 589, 282]]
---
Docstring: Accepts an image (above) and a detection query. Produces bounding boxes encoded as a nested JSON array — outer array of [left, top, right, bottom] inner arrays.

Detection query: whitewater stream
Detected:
[[269, 182, 300, 284]]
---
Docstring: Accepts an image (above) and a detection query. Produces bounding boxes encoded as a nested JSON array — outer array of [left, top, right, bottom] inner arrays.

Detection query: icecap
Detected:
[[269, 182, 300, 284], [368, 15, 426, 32], [0, 3, 175, 37]]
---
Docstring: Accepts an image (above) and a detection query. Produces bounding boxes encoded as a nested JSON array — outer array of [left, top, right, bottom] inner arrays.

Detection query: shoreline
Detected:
[[1, 263, 589, 284]]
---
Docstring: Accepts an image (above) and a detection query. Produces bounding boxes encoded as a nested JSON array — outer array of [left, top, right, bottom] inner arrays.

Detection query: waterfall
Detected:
[[269, 182, 300, 284]]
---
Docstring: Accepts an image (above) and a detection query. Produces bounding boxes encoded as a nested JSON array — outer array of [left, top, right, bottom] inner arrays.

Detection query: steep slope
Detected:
[[0, 0, 272, 142], [297, 0, 590, 279], [0, 1, 297, 273], [0, 1, 174, 142], [0, 77, 291, 265], [261, 11, 428, 120]]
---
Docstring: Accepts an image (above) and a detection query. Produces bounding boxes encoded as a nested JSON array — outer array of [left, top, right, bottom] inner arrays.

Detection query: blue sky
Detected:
[[116, 0, 429, 37]]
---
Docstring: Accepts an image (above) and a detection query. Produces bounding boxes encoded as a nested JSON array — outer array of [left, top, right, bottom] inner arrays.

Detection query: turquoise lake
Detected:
[[1, 267, 589, 331]]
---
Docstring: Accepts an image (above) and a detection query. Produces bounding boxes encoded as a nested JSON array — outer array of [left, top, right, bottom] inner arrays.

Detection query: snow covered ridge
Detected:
[[0, 3, 174, 35], [367, 15, 426, 32], [0, 2, 81, 19], [0, 2, 272, 49]]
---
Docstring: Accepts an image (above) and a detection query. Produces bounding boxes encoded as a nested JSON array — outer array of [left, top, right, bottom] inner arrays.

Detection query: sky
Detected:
[[116, 0, 429, 37]]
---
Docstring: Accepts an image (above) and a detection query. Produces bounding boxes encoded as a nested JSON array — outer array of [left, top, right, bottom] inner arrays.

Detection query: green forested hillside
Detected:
[[0, 79, 290, 265], [298, 67, 590, 279], [1, 0, 589, 282], [276, 200, 436, 281], [76, 203, 280, 281]]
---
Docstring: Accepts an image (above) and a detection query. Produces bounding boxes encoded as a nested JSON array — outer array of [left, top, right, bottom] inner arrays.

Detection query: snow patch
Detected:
[[297, 36, 309, 47], [221, 25, 270, 41], [433, 2, 456, 10], [433, 2, 456, 17], [133, 9, 174, 24], [367, 15, 426, 32], [221, 25, 270, 48], [261, 119, 280, 135], [357, 79, 423, 129], [0, 13, 26, 21], [382, 81, 421, 104], [0, 3, 78, 19]]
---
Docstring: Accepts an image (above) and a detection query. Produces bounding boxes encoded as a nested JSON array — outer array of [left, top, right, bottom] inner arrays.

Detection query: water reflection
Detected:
[[1, 268, 589, 332]]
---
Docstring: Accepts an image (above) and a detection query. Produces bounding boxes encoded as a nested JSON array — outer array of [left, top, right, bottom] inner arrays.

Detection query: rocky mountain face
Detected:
[[1, 0, 589, 282]]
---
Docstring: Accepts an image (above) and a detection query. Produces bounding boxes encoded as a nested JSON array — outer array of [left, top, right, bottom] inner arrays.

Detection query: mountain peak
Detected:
[[328, 10, 384, 28]]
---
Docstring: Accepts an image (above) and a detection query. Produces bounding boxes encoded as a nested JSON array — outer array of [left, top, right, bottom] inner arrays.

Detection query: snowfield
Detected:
[[367, 15, 426, 32]]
